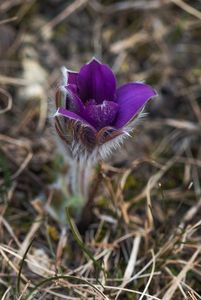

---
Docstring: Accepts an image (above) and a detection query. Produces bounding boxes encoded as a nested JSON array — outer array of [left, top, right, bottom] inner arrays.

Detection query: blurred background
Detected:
[[0, 0, 201, 299]]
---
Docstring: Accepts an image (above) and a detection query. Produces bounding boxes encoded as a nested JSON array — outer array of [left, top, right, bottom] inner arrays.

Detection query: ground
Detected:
[[0, 0, 201, 299]]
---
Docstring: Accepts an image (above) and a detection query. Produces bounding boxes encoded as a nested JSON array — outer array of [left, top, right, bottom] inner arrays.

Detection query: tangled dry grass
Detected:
[[0, 0, 201, 299]]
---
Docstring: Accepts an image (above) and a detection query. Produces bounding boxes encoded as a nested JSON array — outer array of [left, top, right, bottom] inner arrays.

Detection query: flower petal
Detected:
[[96, 126, 124, 145], [55, 107, 96, 131], [77, 58, 116, 104], [84, 100, 119, 130], [67, 70, 78, 85], [65, 86, 84, 115], [55, 107, 97, 157], [66, 83, 78, 94], [96, 127, 129, 160], [114, 82, 157, 128]]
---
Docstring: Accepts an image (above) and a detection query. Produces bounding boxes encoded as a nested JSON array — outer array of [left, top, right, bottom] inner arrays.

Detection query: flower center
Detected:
[[84, 100, 119, 130]]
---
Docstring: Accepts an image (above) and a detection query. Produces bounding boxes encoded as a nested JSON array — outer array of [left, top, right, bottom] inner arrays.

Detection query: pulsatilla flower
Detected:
[[54, 58, 157, 162]]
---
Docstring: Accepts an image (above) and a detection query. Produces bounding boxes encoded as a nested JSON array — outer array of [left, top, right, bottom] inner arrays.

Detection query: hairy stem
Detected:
[[68, 160, 94, 208]]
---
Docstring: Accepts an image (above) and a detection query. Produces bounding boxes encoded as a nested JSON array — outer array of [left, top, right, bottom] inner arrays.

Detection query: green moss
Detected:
[[97, 196, 108, 207], [124, 175, 143, 190]]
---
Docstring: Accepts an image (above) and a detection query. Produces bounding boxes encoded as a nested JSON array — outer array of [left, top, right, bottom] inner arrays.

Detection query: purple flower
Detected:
[[54, 58, 157, 162]]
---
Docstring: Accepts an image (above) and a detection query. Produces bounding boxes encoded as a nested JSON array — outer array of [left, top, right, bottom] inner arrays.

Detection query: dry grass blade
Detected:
[[115, 235, 141, 299], [0, 248, 28, 284], [90, 0, 169, 13], [17, 282, 30, 300], [181, 198, 201, 224], [181, 281, 201, 300], [26, 275, 111, 300], [0, 16, 18, 25], [0, 216, 21, 247], [125, 155, 178, 215], [139, 250, 156, 300], [164, 119, 201, 132], [123, 236, 141, 280], [0, 75, 28, 86], [171, 0, 201, 20], [163, 246, 201, 300], [110, 31, 148, 53], [17, 216, 42, 258], [11, 152, 33, 180], [0, 245, 55, 276], [104, 285, 162, 300], [165, 267, 188, 299], [41, 0, 88, 35], [0, 0, 23, 12], [0, 134, 30, 148], [188, 290, 199, 300], [1, 286, 11, 300]]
